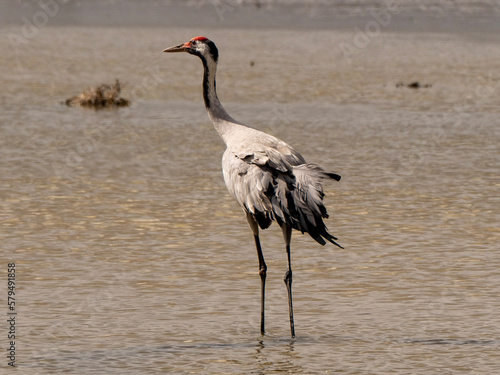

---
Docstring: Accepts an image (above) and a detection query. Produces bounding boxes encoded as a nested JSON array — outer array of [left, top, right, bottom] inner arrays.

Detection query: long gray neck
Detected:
[[201, 56, 240, 143]]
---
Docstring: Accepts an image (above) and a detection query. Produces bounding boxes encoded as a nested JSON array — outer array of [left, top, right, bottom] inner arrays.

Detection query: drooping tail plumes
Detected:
[[257, 163, 342, 248]]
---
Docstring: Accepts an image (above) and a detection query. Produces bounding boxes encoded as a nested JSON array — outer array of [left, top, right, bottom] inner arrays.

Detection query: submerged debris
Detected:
[[65, 79, 130, 108], [396, 81, 432, 89]]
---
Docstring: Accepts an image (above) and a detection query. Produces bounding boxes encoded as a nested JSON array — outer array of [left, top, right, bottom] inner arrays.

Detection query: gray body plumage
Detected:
[[221, 123, 341, 246]]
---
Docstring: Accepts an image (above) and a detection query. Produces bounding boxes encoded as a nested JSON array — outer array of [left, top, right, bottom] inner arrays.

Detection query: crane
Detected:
[[164, 36, 343, 338]]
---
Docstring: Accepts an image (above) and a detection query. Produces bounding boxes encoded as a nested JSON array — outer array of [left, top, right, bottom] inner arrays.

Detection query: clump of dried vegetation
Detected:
[[65, 79, 130, 108]]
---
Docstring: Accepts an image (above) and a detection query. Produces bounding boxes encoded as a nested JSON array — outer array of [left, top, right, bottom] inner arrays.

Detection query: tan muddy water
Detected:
[[1, 1, 499, 374]]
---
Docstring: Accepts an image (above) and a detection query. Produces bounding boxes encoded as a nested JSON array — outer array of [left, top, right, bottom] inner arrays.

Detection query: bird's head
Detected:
[[163, 36, 219, 63]]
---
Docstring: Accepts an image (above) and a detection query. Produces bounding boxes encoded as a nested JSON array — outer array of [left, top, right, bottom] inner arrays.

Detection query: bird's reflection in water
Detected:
[[254, 337, 303, 374]]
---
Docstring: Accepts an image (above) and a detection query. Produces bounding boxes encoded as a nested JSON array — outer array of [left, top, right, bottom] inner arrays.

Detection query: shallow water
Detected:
[[1, 2, 500, 374]]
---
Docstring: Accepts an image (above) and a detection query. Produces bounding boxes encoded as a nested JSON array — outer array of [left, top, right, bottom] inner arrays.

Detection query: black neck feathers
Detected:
[[201, 57, 215, 109]]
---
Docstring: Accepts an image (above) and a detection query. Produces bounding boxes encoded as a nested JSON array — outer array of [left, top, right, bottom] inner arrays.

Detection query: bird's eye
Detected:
[[191, 40, 197, 46]]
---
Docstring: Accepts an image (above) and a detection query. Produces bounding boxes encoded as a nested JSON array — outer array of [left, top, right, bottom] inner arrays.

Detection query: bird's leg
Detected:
[[246, 212, 267, 336], [254, 233, 267, 336], [282, 224, 295, 338]]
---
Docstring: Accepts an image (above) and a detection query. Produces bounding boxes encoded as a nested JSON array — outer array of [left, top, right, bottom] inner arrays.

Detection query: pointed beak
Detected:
[[163, 41, 191, 53]]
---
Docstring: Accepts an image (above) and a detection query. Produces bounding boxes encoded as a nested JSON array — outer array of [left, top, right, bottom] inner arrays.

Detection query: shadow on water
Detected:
[[319, 334, 499, 348], [401, 338, 498, 346]]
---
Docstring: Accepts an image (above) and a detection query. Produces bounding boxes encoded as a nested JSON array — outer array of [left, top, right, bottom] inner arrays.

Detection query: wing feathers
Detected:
[[225, 144, 342, 247]]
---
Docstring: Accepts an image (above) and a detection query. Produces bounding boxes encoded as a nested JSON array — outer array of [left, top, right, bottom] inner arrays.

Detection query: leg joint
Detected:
[[284, 269, 292, 283], [259, 264, 267, 278]]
